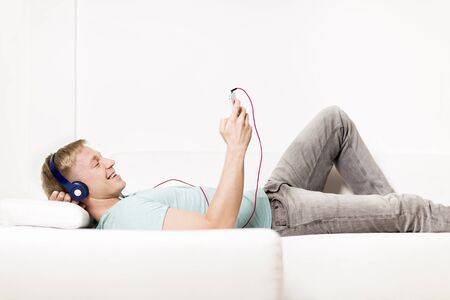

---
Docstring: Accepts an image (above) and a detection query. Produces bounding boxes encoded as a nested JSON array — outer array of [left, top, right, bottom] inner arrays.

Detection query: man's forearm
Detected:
[[206, 149, 245, 228]]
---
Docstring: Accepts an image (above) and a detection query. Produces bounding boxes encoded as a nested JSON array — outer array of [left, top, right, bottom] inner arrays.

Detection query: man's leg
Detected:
[[264, 105, 450, 235], [264, 105, 394, 195], [269, 184, 450, 236]]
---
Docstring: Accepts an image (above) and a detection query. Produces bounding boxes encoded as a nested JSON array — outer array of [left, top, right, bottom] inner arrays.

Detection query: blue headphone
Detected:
[[48, 154, 89, 201]]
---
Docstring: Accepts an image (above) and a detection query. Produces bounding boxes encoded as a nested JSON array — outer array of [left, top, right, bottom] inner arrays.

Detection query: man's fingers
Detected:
[[57, 192, 65, 201], [64, 193, 72, 202], [231, 99, 241, 119], [49, 191, 58, 200], [49, 191, 77, 204], [238, 107, 246, 122]]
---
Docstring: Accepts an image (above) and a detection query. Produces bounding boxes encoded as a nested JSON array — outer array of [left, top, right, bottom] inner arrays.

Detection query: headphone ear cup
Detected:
[[70, 181, 89, 201]]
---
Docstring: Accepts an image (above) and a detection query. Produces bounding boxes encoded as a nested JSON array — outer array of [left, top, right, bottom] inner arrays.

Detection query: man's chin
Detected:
[[118, 180, 126, 192]]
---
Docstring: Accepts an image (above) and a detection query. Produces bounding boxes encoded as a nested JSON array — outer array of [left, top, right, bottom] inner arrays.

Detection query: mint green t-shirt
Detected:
[[96, 185, 272, 230]]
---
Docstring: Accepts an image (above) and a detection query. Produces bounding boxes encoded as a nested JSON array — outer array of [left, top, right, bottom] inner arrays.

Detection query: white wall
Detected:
[[0, 0, 30, 198], [0, 0, 75, 199], [76, 0, 450, 154], [76, 0, 450, 202], [1, 0, 450, 203]]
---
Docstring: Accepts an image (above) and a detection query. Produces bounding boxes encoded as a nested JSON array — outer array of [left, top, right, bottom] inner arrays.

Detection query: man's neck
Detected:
[[84, 196, 120, 222]]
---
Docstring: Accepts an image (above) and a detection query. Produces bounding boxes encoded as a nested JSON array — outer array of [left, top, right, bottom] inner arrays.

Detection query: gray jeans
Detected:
[[263, 105, 450, 236]]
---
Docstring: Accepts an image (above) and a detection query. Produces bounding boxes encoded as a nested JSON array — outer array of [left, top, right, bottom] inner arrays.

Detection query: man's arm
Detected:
[[163, 98, 251, 230], [162, 150, 244, 230], [163, 149, 244, 230], [163, 151, 244, 230], [205, 149, 245, 228], [162, 208, 215, 230], [204, 97, 251, 229]]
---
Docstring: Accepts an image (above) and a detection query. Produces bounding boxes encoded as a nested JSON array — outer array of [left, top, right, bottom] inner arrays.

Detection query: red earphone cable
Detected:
[[152, 87, 263, 228]]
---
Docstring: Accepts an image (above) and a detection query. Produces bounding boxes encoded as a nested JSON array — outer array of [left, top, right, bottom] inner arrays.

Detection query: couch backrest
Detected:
[[109, 151, 450, 205]]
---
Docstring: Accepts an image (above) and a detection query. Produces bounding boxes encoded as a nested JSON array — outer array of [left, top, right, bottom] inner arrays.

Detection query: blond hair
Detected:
[[41, 139, 87, 198]]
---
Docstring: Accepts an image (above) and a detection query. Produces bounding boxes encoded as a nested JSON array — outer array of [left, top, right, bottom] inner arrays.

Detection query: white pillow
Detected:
[[0, 198, 92, 229]]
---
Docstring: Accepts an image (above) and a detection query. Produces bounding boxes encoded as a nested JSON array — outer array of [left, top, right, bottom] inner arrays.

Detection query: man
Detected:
[[42, 99, 450, 235]]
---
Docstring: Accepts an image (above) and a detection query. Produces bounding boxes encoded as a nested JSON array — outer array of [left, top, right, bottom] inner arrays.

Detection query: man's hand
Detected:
[[49, 191, 87, 209], [219, 99, 252, 155]]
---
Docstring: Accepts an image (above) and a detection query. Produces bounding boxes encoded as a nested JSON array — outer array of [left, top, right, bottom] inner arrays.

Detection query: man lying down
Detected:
[[40, 98, 269, 231], [41, 99, 450, 235]]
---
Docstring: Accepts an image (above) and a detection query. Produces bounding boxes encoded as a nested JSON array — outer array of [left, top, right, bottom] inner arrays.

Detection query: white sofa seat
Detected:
[[0, 226, 283, 300], [281, 232, 450, 300]]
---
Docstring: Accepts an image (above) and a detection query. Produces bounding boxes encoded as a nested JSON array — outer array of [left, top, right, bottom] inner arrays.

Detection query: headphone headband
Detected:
[[48, 154, 71, 190]]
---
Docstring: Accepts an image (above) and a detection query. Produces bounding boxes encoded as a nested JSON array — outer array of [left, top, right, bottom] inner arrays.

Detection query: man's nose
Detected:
[[105, 158, 115, 168]]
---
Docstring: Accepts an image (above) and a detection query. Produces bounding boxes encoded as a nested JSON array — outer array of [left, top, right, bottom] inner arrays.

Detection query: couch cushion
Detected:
[[0, 198, 92, 229], [281, 232, 450, 300], [0, 227, 283, 300], [109, 151, 285, 194]]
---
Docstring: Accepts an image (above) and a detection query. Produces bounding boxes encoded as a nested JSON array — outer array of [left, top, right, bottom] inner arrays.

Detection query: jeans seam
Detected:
[[305, 125, 342, 190], [277, 210, 450, 235], [347, 143, 382, 195], [320, 214, 399, 221], [280, 158, 299, 188], [287, 214, 398, 229], [337, 108, 386, 195], [319, 212, 450, 226]]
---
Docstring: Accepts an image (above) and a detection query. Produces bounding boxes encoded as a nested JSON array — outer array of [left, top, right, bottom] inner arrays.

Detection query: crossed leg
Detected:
[[264, 105, 450, 236]]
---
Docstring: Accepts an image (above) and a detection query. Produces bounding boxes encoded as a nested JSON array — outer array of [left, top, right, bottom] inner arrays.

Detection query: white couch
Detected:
[[1, 151, 450, 300]]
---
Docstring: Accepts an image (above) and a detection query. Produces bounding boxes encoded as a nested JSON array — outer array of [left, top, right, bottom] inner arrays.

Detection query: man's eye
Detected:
[[96, 163, 100, 167]]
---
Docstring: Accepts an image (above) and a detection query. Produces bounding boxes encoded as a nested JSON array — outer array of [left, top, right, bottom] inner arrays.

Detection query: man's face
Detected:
[[69, 146, 126, 199]]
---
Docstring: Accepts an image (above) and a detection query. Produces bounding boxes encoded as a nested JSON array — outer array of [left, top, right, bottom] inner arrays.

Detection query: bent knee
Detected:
[[318, 105, 350, 127], [322, 105, 345, 117]]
